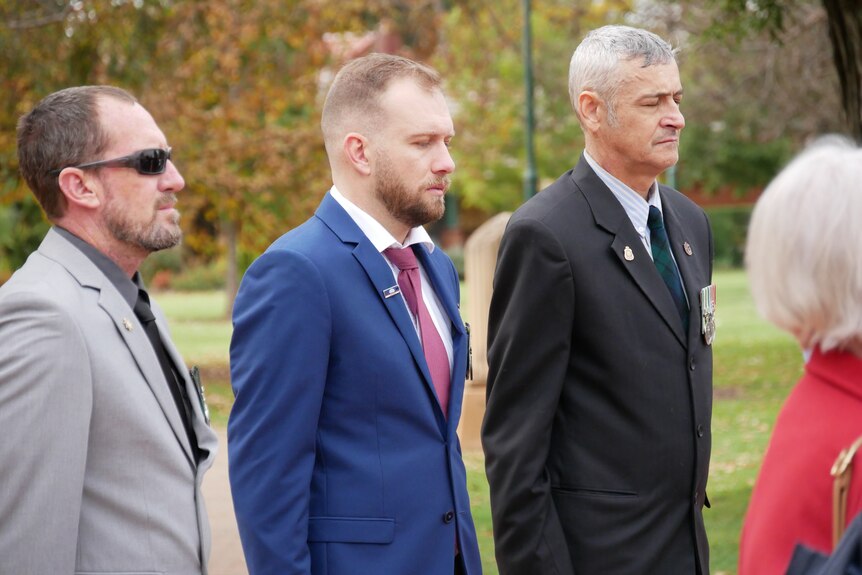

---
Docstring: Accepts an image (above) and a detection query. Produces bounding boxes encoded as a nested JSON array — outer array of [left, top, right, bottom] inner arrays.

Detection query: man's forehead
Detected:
[[97, 98, 165, 148], [381, 83, 453, 133], [617, 61, 682, 94]]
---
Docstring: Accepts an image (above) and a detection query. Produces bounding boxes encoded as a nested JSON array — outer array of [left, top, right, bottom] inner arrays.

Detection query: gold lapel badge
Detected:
[[624, 246, 635, 261], [122, 318, 133, 331], [683, 242, 693, 256]]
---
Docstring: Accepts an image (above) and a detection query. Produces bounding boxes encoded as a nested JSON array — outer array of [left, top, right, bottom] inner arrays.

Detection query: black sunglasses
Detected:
[[49, 147, 172, 176]]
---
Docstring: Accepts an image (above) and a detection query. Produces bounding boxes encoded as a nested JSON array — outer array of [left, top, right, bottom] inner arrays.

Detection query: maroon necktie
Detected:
[[384, 247, 451, 418]]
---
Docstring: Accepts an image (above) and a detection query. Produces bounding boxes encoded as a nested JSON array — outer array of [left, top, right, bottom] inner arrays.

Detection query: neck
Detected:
[[585, 144, 656, 199], [334, 183, 411, 244], [55, 218, 144, 277]]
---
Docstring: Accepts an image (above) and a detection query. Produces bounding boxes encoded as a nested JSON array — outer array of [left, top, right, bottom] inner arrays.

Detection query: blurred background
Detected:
[[1, 0, 858, 298], [2, 1, 859, 573]]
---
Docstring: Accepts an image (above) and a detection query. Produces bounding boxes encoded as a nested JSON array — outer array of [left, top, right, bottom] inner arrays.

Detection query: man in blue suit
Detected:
[[228, 53, 482, 575]]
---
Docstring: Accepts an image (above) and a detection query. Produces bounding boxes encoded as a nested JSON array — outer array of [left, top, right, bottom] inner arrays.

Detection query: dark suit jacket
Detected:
[[228, 192, 482, 575], [483, 156, 713, 575]]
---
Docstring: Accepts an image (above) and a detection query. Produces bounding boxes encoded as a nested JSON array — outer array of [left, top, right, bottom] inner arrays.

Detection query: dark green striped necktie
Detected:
[[647, 205, 689, 332]]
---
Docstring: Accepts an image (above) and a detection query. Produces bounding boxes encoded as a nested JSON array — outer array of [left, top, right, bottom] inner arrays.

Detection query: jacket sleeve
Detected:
[[482, 217, 576, 575], [0, 292, 92, 574], [228, 248, 331, 575]]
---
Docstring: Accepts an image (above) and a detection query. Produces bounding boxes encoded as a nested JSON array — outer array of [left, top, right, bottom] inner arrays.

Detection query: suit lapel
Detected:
[[315, 194, 449, 431], [39, 229, 196, 464], [572, 160, 687, 347], [152, 307, 218, 467], [100, 289, 195, 464], [661, 191, 708, 344], [414, 244, 467, 429]]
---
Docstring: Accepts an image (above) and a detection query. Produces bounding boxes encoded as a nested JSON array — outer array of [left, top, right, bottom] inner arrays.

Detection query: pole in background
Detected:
[[523, 0, 537, 201]]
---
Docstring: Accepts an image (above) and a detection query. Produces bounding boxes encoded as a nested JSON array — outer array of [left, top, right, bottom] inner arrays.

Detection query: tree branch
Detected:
[[4, 1, 70, 30]]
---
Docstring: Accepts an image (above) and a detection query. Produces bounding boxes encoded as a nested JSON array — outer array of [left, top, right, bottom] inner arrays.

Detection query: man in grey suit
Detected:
[[483, 26, 714, 574], [0, 86, 218, 575]]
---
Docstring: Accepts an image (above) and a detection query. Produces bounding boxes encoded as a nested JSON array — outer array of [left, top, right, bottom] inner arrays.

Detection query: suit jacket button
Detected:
[[689, 357, 696, 371], [696, 424, 704, 437], [443, 510, 455, 523]]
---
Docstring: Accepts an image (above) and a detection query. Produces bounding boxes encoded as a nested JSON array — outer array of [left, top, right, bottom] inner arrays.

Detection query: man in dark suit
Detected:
[[228, 53, 482, 575], [482, 25, 715, 575]]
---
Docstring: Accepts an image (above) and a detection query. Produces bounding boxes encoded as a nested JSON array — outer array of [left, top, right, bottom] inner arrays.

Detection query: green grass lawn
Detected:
[[158, 268, 800, 575]]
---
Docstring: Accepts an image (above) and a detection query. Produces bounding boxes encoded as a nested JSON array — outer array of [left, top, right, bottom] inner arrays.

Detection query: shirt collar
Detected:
[[329, 185, 436, 253], [53, 225, 142, 309], [583, 151, 663, 238]]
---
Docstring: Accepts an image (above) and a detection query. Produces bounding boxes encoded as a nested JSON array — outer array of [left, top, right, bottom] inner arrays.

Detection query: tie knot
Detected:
[[384, 247, 419, 271], [647, 205, 665, 232], [134, 289, 156, 323]]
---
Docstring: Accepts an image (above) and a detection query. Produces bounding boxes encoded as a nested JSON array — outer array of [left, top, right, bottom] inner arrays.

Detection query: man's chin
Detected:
[[427, 201, 446, 224], [146, 228, 183, 253]]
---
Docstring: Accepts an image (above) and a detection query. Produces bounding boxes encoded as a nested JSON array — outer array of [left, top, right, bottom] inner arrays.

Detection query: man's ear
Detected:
[[577, 91, 604, 133], [57, 168, 101, 209], [343, 132, 372, 177]]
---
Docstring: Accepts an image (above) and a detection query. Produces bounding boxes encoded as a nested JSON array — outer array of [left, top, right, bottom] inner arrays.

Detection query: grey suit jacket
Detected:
[[0, 228, 219, 575]]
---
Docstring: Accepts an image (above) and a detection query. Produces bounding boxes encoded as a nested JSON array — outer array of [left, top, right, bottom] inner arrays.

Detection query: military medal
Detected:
[[699, 284, 717, 345]]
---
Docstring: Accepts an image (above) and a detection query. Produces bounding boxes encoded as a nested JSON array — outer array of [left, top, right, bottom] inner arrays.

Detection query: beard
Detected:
[[103, 192, 182, 253], [374, 152, 447, 230]]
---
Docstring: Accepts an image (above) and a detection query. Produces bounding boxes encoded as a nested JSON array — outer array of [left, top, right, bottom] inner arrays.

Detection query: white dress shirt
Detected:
[[584, 152, 687, 298], [329, 186, 454, 372]]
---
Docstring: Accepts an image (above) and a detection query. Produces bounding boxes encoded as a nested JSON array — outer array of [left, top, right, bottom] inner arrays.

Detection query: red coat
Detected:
[[739, 348, 862, 575]]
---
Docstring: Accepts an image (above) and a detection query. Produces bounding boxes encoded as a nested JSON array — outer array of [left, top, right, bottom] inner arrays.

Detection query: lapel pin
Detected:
[[683, 242, 693, 256], [624, 246, 635, 261], [383, 285, 401, 299], [122, 318, 133, 331]]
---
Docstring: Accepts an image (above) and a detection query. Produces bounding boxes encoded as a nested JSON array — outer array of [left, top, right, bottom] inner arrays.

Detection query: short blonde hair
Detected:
[[745, 135, 862, 354], [321, 53, 441, 158]]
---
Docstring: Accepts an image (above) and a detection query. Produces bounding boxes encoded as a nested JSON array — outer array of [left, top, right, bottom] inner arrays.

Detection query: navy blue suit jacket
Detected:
[[229, 192, 482, 575]]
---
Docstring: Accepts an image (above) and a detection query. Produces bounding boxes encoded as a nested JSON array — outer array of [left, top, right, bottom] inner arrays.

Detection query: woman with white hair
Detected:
[[739, 136, 862, 575]]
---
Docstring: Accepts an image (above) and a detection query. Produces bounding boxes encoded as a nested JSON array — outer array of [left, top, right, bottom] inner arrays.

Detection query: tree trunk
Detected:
[[223, 219, 238, 320], [822, 0, 862, 142]]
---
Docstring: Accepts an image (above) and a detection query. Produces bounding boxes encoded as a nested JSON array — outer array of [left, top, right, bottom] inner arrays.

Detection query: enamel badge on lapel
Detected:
[[624, 246, 635, 261], [122, 318, 133, 331], [684, 242, 693, 256], [383, 285, 401, 299]]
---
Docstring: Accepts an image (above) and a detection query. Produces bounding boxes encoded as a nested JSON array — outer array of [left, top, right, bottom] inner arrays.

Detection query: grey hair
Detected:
[[568, 25, 677, 124], [745, 135, 862, 355], [16, 85, 137, 220]]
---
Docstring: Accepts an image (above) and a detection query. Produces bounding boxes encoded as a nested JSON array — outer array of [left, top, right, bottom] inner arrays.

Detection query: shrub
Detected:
[[139, 247, 183, 285], [705, 205, 753, 269], [170, 259, 226, 291], [0, 198, 50, 272]]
